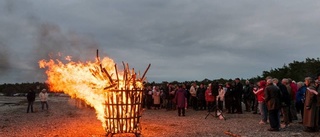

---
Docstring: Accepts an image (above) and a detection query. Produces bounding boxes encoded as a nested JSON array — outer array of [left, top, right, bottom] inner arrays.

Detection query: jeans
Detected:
[[258, 102, 267, 122]]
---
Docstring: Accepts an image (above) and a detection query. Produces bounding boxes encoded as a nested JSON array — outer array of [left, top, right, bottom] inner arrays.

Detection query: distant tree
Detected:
[[260, 57, 320, 81]]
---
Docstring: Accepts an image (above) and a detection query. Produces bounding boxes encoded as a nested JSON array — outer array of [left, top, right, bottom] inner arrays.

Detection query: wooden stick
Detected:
[[122, 61, 127, 90], [126, 63, 130, 76], [141, 64, 151, 81], [132, 73, 136, 88], [114, 64, 119, 88], [224, 131, 241, 137], [125, 89, 129, 132], [120, 93, 124, 133], [102, 68, 114, 84], [126, 63, 131, 89], [96, 49, 99, 61]]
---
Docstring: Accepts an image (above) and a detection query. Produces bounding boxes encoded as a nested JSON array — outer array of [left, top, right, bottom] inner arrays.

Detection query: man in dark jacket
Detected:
[[27, 88, 36, 113], [273, 78, 291, 128], [234, 78, 243, 114], [243, 80, 254, 112], [197, 83, 206, 110], [265, 79, 281, 131]]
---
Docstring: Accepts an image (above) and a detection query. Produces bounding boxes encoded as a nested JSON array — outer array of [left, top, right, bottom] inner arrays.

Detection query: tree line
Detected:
[[1, 57, 320, 95]]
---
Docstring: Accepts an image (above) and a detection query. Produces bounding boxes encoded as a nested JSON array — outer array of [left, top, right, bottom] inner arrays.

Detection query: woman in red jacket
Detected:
[[253, 80, 268, 124], [206, 84, 215, 112]]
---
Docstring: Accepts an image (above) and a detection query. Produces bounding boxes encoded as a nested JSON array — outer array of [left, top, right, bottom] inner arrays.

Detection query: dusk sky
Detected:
[[1, 0, 320, 84]]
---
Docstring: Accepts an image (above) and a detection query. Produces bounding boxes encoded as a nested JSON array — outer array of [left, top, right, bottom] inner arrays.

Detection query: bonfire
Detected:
[[39, 50, 151, 136]]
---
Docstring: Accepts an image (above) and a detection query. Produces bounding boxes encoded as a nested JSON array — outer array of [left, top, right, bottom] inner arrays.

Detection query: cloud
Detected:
[[1, 0, 320, 83]]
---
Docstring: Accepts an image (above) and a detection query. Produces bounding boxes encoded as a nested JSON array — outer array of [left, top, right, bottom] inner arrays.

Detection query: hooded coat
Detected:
[[175, 88, 187, 108]]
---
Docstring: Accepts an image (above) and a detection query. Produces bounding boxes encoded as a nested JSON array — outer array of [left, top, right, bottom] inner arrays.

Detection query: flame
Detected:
[[65, 56, 72, 61], [39, 54, 147, 131]]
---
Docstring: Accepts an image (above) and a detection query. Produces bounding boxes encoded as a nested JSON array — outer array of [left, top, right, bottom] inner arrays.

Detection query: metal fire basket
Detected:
[[104, 88, 143, 136]]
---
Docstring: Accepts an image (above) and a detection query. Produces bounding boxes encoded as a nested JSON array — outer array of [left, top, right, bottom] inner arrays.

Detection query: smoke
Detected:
[[30, 23, 102, 84], [34, 23, 100, 63], [0, 1, 101, 83]]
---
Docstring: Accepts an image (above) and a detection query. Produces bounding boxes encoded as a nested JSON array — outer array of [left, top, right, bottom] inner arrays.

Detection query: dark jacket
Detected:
[[197, 87, 206, 101], [265, 84, 281, 110], [277, 82, 291, 106], [243, 84, 254, 100], [27, 90, 36, 102], [234, 82, 243, 98], [224, 87, 233, 99]]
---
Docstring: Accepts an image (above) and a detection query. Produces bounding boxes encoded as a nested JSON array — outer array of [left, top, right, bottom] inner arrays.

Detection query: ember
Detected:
[[39, 50, 150, 136]]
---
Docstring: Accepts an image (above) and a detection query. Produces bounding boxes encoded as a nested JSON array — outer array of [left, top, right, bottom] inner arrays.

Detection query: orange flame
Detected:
[[39, 54, 147, 131], [65, 56, 72, 61]]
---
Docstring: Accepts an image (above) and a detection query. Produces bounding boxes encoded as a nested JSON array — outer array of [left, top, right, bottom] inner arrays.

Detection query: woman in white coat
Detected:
[[39, 89, 49, 110]]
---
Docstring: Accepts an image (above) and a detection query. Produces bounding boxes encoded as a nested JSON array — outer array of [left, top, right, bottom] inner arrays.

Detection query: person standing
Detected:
[[153, 86, 161, 110], [27, 88, 36, 113], [303, 77, 319, 132], [289, 78, 298, 120], [296, 82, 306, 122], [265, 79, 281, 131], [217, 84, 225, 111], [273, 78, 291, 128], [205, 84, 215, 112], [253, 80, 268, 124], [39, 89, 49, 110], [189, 83, 198, 111], [145, 86, 153, 109], [166, 83, 174, 110], [234, 78, 243, 114], [243, 80, 254, 112], [197, 83, 206, 110], [224, 82, 234, 113], [175, 85, 187, 116], [281, 78, 293, 126], [252, 85, 259, 114]]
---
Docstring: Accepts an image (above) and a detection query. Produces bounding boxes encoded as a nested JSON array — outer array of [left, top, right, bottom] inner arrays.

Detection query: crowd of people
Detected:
[[24, 75, 320, 132], [142, 75, 320, 132]]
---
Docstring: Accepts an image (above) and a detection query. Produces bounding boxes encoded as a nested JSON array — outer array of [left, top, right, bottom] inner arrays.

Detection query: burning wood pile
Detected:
[[39, 50, 150, 136]]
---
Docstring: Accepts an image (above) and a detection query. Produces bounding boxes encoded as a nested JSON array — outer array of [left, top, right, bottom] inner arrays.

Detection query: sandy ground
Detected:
[[0, 96, 320, 137]]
